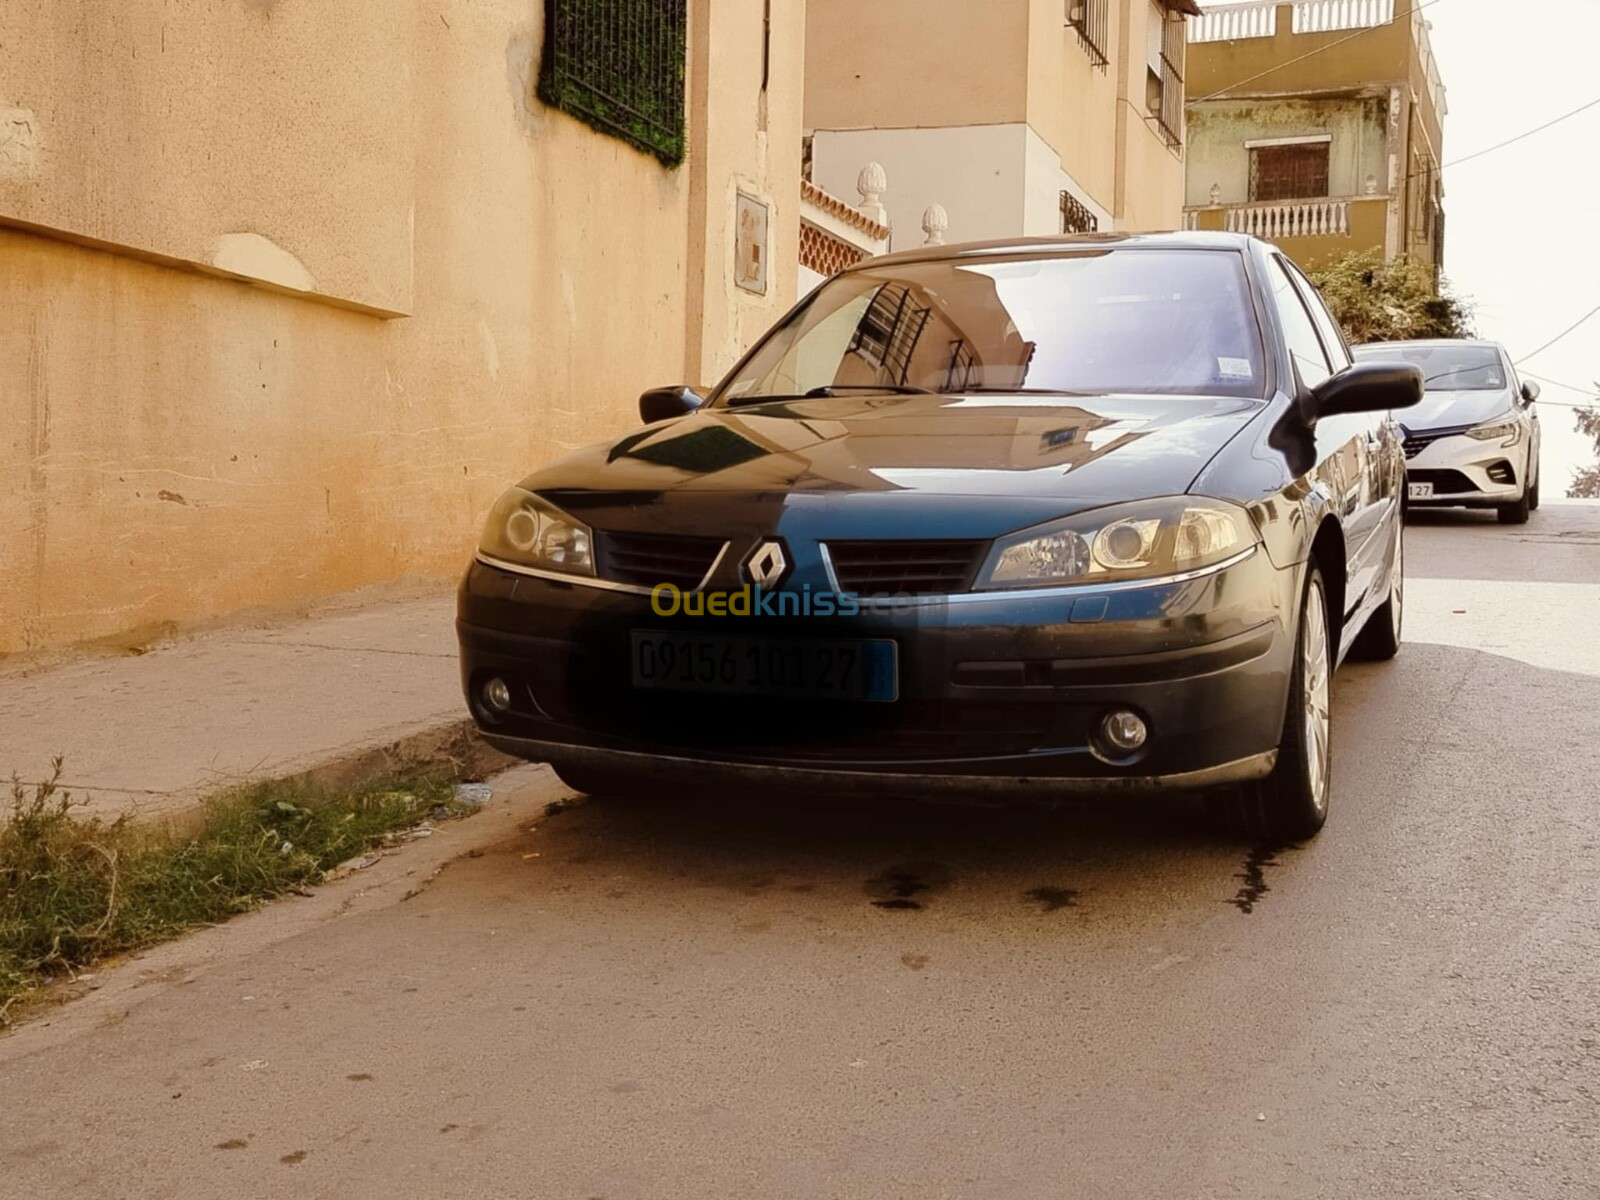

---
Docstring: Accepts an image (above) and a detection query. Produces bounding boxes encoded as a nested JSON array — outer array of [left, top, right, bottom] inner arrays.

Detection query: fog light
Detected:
[[1100, 709, 1148, 754], [482, 677, 512, 715]]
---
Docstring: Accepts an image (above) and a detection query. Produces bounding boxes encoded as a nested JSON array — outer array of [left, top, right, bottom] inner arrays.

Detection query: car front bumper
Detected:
[[456, 546, 1303, 796], [1405, 428, 1529, 507]]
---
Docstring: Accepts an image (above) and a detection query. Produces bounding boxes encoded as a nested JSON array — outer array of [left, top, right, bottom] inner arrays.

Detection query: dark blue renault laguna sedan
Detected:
[[457, 232, 1422, 839]]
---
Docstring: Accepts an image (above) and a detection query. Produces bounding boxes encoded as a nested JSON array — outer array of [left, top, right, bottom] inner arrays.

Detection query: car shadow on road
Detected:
[[479, 775, 1297, 928]]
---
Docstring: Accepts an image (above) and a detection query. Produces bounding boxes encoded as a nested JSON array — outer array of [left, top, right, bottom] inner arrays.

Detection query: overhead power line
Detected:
[[1516, 303, 1600, 365], [1191, 0, 1448, 103], [1409, 95, 1600, 178]]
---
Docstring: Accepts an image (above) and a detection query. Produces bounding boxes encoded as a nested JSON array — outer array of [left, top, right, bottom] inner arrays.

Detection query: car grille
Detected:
[[1407, 468, 1479, 495], [595, 531, 726, 589], [824, 539, 987, 596], [1401, 424, 1474, 459]]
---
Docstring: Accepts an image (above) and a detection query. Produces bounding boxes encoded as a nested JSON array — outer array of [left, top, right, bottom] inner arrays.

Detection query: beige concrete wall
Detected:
[[0, 0, 415, 315], [803, 0, 1030, 132], [1024, 0, 1122, 214], [0, 0, 800, 655], [805, 0, 1184, 237], [1110, 1, 1186, 231], [685, 0, 804, 386]]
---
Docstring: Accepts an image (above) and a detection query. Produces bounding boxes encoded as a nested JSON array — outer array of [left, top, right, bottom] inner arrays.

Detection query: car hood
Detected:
[[517, 392, 1263, 538], [1400, 389, 1518, 432]]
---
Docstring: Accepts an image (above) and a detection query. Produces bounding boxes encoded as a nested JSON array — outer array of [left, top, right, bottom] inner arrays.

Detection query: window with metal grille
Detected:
[[1060, 191, 1099, 234], [1249, 143, 1331, 202], [1148, 4, 1186, 147], [537, 0, 687, 167], [1067, 0, 1109, 67]]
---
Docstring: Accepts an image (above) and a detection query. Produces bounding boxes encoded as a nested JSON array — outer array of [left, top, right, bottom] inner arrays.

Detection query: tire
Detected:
[[1210, 565, 1333, 842], [1349, 524, 1402, 662], [1528, 473, 1541, 512], [1497, 489, 1530, 525]]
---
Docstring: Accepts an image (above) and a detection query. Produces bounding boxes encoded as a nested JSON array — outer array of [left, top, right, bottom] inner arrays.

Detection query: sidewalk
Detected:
[[0, 589, 481, 823]]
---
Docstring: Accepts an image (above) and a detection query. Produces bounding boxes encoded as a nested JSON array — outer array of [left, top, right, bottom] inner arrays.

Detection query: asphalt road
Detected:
[[4, 505, 1599, 1199]]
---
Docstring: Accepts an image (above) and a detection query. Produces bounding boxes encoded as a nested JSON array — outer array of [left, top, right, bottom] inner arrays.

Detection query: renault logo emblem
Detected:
[[744, 539, 790, 587]]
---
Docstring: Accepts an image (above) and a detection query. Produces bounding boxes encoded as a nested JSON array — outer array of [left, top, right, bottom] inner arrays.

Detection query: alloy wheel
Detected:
[[1302, 586, 1332, 816]]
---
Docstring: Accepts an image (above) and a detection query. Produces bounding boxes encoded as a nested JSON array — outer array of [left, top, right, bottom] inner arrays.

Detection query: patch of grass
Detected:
[[0, 759, 462, 1024]]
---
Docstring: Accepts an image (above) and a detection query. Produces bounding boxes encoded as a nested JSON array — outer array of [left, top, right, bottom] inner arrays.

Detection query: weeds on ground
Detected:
[[0, 760, 460, 1024]]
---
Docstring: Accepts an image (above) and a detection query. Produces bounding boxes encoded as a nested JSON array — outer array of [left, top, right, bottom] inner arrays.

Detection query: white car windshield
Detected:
[[717, 249, 1268, 404], [1353, 343, 1507, 392]]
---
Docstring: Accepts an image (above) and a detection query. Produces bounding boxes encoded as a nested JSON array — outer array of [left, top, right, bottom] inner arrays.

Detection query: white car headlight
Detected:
[[479, 488, 595, 576], [1465, 415, 1523, 446], [976, 498, 1258, 590]]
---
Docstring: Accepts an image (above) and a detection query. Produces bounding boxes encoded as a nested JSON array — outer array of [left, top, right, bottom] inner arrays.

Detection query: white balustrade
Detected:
[[1221, 200, 1351, 239], [1189, 1, 1278, 44], [1291, 0, 1394, 33]]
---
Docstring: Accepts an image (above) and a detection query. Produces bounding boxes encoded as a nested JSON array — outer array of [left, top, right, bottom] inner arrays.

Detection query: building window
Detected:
[[1060, 191, 1099, 234], [1068, 0, 1110, 67], [1146, 3, 1186, 148], [537, 0, 688, 167], [1249, 142, 1331, 202]]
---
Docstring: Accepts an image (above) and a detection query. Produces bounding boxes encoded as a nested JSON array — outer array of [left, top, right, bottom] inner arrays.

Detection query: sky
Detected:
[[1409, 0, 1600, 492]]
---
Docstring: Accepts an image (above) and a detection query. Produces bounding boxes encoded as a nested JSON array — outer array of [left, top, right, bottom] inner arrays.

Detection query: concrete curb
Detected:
[[144, 720, 522, 834], [283, 719, 521, 793]]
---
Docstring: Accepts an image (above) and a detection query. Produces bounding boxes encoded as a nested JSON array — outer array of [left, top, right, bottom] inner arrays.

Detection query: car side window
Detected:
[[1284, 260, 1352, 372], [1268, 258, 1332, 390]]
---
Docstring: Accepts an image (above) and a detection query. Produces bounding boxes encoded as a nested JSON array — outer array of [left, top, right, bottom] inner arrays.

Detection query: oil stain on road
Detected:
[[1229, 843, 1295, 913], [865, 863, 952, 910]]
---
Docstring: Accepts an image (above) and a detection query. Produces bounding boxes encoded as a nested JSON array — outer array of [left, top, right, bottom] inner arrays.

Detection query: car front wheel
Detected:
[[1211, 564, 1332, 841]]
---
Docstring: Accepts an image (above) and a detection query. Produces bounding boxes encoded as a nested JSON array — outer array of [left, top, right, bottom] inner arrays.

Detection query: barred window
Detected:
[[1068, 0, 1109, 67], [1060, 191, 1099, 235], [537, 0, 688, 167]]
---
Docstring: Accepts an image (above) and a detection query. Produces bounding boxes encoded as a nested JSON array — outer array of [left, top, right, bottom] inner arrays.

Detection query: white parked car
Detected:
[[1351, 339, 1541, 524]]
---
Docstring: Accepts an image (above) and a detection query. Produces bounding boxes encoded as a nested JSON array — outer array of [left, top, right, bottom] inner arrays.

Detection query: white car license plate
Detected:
[[1408, 481, 1434, 500]]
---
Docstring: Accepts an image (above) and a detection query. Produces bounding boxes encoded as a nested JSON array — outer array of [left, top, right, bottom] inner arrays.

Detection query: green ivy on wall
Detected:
[[537, 0, 688, 168]]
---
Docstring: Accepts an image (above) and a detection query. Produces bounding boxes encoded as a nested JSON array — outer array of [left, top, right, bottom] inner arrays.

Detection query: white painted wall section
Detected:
[[810, 124, 1031, 251]]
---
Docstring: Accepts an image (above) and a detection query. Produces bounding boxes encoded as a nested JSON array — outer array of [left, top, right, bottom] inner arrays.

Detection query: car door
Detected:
[[1283, 258, 1395, 611], [1264, 255, 1378, 627]]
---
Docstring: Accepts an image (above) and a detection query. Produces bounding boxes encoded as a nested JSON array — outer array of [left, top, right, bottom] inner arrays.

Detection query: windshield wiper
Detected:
[[956, 386, 1093, 397], [725, 384, 933, 407], [801, 384, 935, 397]]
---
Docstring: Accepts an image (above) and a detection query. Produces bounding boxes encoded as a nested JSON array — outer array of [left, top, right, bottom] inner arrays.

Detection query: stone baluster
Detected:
[[856, 162, 888, 227]]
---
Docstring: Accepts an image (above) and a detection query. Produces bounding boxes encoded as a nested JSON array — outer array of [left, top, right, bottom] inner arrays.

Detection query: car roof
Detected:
[[1355, 338, 1508, 351], [841, 230, 1259, 272]]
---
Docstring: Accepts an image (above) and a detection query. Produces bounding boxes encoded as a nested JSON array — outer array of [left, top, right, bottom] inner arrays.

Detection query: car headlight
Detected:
[[1465, 415, 1523, 446], [478, 488, 594, 576], [975, 497, 1258, 590]]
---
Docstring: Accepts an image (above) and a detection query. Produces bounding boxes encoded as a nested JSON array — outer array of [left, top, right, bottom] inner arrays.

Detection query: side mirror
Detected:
[[639, 385, 707, 424], [1521, 380, 1540, 404], [1308, 362, 1423, 420]]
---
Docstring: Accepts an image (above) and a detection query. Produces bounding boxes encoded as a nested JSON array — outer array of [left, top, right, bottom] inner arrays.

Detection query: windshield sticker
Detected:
[[1217, 357, 1254, 379]]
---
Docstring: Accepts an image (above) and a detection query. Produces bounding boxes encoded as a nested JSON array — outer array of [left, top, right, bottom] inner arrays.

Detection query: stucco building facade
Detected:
[[1, 1, 804, 655], [1182, 0, 1446, 272], [802, 0, 1202, 250]]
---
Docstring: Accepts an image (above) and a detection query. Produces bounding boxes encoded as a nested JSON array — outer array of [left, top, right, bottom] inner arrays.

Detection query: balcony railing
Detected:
[[1190, 2, 1277, 42], [1184, 199, 1351, 238], [1292, 0, 1394, 33], [1190, 0, 1395, 43]]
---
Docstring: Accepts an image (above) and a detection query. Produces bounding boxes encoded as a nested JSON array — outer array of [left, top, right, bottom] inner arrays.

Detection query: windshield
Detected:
[[1352, 343, 1507, 391], [716, 250, 1268, 404]]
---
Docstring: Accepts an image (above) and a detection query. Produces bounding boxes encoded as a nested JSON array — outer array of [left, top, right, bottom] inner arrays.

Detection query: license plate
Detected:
[[1408, 481, 1434, 500], [630, 631, 898, 702]]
